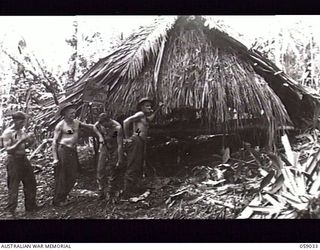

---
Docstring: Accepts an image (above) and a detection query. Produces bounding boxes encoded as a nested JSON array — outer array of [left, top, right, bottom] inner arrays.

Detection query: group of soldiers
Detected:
[[1, 97, 163, 215]]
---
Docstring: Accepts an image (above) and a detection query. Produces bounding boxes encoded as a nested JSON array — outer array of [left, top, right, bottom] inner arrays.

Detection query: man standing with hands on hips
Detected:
[[122, 97, 164, 198]]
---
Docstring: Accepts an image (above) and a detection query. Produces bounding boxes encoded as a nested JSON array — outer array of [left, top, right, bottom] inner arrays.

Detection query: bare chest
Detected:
[[135, 117, 149, 129], [61, 121, 79, 136], [11, 130, 26, 143], [99, 125, 117, 141]]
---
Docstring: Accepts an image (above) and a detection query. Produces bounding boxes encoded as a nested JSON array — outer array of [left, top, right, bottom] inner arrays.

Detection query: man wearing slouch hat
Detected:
[[52, 102, 104, 206], [122, 97, 164, 198]]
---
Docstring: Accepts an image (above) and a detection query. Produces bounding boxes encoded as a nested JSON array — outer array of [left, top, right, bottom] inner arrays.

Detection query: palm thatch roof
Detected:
[[39, 16, 320, 139]]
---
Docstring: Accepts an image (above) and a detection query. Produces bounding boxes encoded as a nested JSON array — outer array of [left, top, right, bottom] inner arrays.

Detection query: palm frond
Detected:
[[37, 16, 320, 137]]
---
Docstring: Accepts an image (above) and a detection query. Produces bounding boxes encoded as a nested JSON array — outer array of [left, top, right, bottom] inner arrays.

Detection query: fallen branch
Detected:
[[28, 139, 53, 160]]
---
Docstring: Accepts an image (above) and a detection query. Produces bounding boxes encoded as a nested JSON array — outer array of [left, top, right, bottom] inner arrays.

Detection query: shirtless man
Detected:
[[2, 111, 41, 215], [122, 97, 163, 197], [94, 113, 123, 203], [52, 103, 104, 206]]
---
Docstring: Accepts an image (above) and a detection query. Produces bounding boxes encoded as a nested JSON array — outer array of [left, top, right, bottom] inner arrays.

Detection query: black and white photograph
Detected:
[[1, 15, 320, 221]]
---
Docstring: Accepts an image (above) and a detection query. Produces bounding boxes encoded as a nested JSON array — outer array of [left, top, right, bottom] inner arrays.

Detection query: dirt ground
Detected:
[[0, 145, 255, 220]]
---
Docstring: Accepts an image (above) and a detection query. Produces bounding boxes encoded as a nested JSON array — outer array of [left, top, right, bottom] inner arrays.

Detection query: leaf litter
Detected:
[[1, 130, 320, 219]]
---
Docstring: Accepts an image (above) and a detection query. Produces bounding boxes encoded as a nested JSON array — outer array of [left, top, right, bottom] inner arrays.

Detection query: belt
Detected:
[[58, 143, 77, 151]]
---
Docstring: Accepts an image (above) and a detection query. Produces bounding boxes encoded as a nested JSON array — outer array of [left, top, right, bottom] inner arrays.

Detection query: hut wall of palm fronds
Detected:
[[37, 16, 320, 144], [90, 16, 292, 139]]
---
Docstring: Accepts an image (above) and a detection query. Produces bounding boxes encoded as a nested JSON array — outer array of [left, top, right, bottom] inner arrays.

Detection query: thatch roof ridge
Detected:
[[101, 15, 292, 132], [63, 17, 237, 95], [39, 15, 320, 133], [64, 15, 320, 105]]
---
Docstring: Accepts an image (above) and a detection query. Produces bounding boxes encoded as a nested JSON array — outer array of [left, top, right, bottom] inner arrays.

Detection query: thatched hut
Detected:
[[39, 16, 320, 149]]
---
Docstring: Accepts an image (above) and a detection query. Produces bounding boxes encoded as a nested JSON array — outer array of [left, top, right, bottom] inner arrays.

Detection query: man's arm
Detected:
[[147, 103, 164, 122], [52, 123, 62, 163], [2, 130, 27, 154], [116, 125, 124, 165], [123, 112, 144, 139], [79, 121, 104, 143]]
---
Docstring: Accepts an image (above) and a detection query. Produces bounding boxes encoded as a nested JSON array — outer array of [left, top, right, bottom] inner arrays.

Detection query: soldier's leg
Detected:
[[6, 156, 22, 213], [63, 147, 79, 199], [53, 145, 66, 204], [53, 145, 72, 204], [106, 148, 118, 201], [96, 145, 108, 198], [22, 157, 37, 211], [53, 158, 63, 204], [123, 136, 144, 195], [53, 145, 79, 205]]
